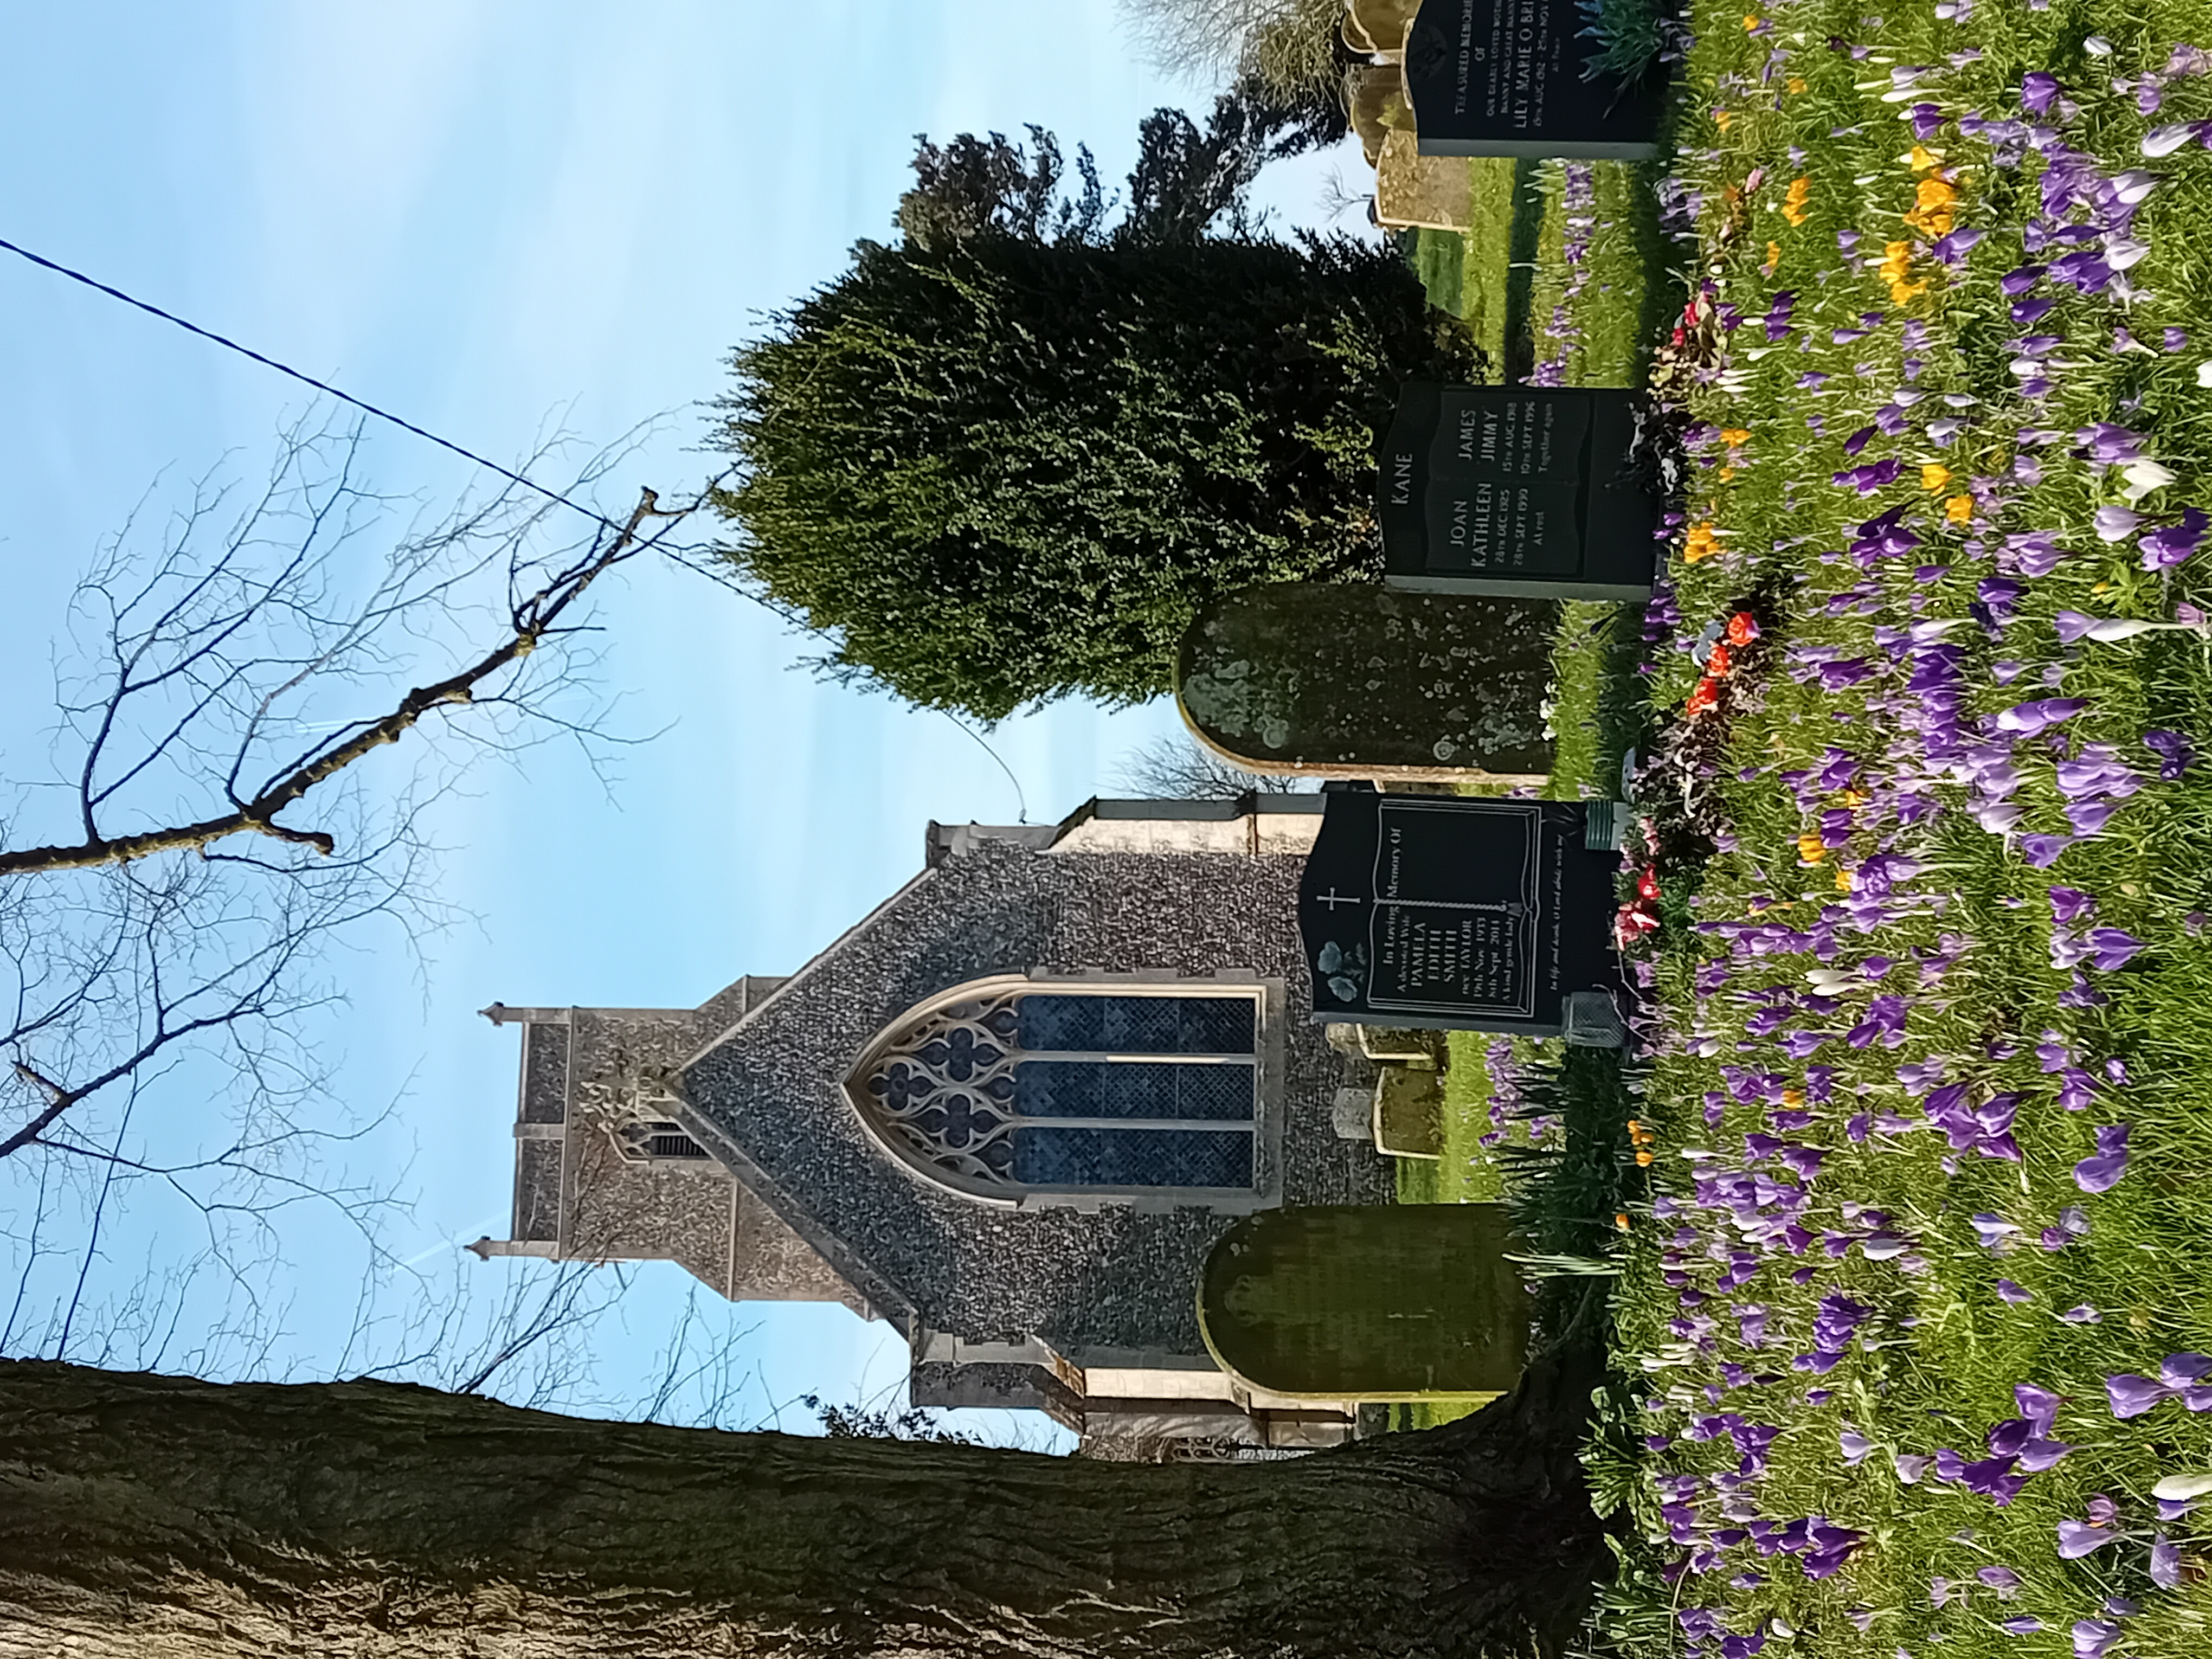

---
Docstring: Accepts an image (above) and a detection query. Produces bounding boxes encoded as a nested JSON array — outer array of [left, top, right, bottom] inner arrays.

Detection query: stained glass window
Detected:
[[850, 983, 1262, 1199]]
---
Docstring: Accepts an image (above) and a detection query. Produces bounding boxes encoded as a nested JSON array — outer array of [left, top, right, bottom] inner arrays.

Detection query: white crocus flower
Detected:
[[2121, 458, 2179, 502], [2104, 234, 2151, 271], [2153, 1472, 2212, 1501], [2110, 169, 2162, 203]]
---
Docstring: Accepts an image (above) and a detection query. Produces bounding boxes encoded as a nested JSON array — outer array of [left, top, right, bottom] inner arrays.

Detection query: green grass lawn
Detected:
[[1388, 4, 2212, 1652], [1589, 3, 2212, 1657], [1411, 159, 1534, 375], [1526, 161, 1662, 387]]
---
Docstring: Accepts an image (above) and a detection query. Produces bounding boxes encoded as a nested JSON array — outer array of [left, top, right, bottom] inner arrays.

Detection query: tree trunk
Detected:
[[0, 1352, 1610, 1659]]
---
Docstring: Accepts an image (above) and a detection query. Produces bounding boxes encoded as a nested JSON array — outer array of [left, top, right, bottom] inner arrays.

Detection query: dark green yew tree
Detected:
[[710, 112, 1469, 719]]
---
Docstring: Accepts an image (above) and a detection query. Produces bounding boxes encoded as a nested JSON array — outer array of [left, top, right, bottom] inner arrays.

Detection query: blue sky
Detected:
[[0, 2, 1362, 1435]]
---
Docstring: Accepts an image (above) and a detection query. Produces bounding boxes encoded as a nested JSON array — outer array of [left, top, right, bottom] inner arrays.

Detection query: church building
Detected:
[[472, 793, 1394, 1451]]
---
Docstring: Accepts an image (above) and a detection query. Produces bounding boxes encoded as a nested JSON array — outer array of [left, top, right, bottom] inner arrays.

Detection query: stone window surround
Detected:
[[842, 969, 1287, 1214]]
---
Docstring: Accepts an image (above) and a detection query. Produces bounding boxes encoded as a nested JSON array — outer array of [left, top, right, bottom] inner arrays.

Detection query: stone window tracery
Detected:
[[846, 978, 1268, 1204]]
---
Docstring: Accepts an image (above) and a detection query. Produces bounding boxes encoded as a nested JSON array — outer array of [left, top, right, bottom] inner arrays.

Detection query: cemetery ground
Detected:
[[1409, 158, 1662, 385], [1394, 8, 2212, 1659]]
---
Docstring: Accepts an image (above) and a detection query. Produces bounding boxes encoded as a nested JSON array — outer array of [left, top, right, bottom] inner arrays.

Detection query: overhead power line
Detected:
[[0, 230, 1040, 820], [0, 232, 618, 531]]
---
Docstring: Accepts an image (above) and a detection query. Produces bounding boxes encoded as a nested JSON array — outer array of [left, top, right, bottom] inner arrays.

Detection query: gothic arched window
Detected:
[[845, 976, 1274, 1207]]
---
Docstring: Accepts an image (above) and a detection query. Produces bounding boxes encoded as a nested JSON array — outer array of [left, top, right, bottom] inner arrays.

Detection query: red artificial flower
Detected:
[[1615, 905, 1661, 948], [1686, 677, 1722, 717], [1726, 611, 1761, 646]]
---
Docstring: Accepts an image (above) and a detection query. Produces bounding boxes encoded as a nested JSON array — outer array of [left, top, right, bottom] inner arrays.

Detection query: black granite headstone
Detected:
[[1298, 790, 1621, 1036], [1404, 0, 1665, 160], [1380, 382, 1658, 601]]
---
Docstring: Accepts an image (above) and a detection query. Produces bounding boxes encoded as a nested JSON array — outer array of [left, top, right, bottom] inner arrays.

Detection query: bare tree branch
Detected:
[[0, 481, 692, 877], [0, 414, 723, 1375]]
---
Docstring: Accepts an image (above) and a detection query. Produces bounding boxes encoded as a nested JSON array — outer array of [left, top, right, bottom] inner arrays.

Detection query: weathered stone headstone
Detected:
[[1198, 1204, 1530, 1399], [1375, 130, 1476, 230], [1298, 790, 1623, 1037], [1174, 584, 1557, 781], [1381, 381, 1658, 601], [1348, 62, 1415, 166], [1348, 0, 1426, 56], [1373, 1065, 1445, 1158], [1404, 0, 1665, 160]]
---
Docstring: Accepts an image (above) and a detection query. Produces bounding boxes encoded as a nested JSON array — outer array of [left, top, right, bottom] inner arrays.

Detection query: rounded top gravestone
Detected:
[[1197, 1203, 1532, 1400], [1174, 583, 1557, 781]]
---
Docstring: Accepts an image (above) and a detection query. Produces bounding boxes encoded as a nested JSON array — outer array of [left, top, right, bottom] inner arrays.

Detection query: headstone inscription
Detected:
[[1380, 381, 1658, 601], [1403, 0, 1665, 161], [1174, 584, 1557, 782], [1198, 1204, 1531, 1400], [1298, 790, 1623, 1038]]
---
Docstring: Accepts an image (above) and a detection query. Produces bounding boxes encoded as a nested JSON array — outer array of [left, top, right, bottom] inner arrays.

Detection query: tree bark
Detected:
[[0, 1352, 1610, 1658]]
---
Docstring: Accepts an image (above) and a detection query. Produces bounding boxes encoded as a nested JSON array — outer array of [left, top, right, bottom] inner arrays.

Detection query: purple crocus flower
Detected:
[[2162, 1352, 2212, 1388], [1999, 1615, 2044, 1635], [2067, 798, 2123, 834], [1996, 1278, 2034, 1303], [2021, 70, 2061, 113], [1965, 1454, 2029, 1502], [2072, 1619, 2122, 1659], [2074, 1123, 2131, 1192], [2139, 507, 2209, 569], [2021, 833, 2076, 867], [2108, 1372, 2170, 1417], [1834, 458, 1904, 493], [1932, 226, 1985, 262], [2079, 422, 2149, 465], [2018, 1384, 2061, 1435], [2145, 729, 2193, 778], [2058, 1517, 2118, 1557], [2049, 886, 2094, 922], [1970, 1212, 2021, 1248], [2004, 529, 2066, 576], [2041, 1208, 2090, 1250], [2083, 929, 2143, 971], [2094, 505, 2145, 541], [1995, 698, 2089, 734], [2050, 252, 2115, 293], [2152, 1534, 2182, 1587], [2021, 1437, 2074, 1471]]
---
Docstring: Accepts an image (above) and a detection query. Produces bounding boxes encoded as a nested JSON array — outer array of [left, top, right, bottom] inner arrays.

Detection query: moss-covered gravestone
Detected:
[[1373, 1066, 1445, 1159], [1174, 584, 1556, 781], [1198, 1204, 1531, 1400]]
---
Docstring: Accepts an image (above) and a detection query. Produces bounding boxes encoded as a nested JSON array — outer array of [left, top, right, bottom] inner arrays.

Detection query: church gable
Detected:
[[679, 826, 1388, 1367]]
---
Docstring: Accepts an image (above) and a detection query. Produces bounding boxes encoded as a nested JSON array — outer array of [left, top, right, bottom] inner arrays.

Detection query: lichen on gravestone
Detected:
[[1175, 584, 1557, 778]]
